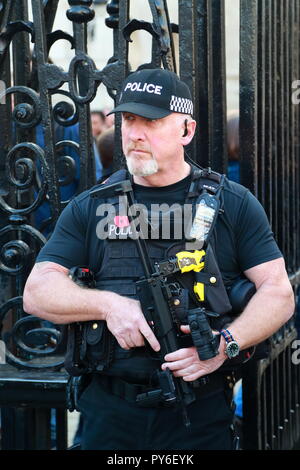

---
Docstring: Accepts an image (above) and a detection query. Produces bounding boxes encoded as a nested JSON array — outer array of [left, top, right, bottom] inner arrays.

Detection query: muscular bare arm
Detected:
[[23, 261, 160, 352], [227, 257, 295, 349], [162, 257, 295, 381]]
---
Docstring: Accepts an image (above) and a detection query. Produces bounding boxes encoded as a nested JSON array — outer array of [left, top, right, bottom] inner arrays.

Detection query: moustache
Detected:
[[127, 146, 151, 154]]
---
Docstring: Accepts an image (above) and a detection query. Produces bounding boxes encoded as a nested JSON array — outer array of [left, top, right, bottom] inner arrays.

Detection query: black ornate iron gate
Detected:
[[0, 0, 299, 450]]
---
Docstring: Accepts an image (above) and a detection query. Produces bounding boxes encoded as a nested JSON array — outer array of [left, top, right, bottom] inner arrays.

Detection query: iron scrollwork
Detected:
[[0, 0, 181, 370]]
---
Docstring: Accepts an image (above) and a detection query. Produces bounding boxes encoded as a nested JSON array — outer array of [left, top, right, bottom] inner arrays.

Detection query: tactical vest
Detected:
[[65, 165, 234, 377]]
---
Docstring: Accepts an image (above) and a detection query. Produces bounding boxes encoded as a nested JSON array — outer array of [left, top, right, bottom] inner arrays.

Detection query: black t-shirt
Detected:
[[37, 172, 282, 285], [36, 171, 282, 381]]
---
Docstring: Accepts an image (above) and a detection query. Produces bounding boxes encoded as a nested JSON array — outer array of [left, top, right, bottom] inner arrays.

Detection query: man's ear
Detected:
[[182, 119, 188, 137], [181, 119, 196, 145]]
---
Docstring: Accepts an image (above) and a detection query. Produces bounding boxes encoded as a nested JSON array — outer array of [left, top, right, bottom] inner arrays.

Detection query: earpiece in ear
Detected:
[[182, 119, 188, 137]]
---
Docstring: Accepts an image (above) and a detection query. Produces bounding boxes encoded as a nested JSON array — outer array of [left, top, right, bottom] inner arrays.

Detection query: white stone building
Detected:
[[29, 0, 239, 112]]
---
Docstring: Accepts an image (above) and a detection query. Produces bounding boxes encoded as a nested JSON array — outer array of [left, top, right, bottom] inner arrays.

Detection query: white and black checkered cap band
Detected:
[[170, 95, 193, 115]]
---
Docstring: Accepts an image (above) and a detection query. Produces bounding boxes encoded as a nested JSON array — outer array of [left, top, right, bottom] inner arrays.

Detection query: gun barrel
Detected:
[[137, 277, 196, 413]]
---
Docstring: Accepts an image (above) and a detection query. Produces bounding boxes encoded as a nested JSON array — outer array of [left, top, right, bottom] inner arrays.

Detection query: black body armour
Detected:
[[65, 166, 236, 378]]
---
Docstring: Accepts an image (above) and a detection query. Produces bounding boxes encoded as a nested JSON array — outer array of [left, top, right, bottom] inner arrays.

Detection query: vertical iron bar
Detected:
[[276, 0, 285, 256], [261, 373, 267, 449], [148, 0, 177, 72], [276, 352, 283, 451], [257, 0, 265, 205], [194, 0, 214, 168], [289, 1, 296, 275], [0, 0, 13, 199], [282, 348, 288, 448], [34, 408, 52, 450], [55, 408, 68, 450], [109, 0, 129, 171], [239, 0, 258, 195], [269, 360, 276, 449], [242, 360, 261, 449], [210, 0, 227, 174], [44, 0, 60, 35], [12, 1, 30, 99], [1, 408, 17, 449], [284, 1, 291, 270], [264, 0, 272, 221], [30, 0, 60, 224], [287, 345, 293, 449], [295, 1, 300, 274], [67, 1, 95, 192], [178, 0, 197, 163], [271, 0, 278, 241], [273, 355, 279, 449], [296, 0, 300, 274]]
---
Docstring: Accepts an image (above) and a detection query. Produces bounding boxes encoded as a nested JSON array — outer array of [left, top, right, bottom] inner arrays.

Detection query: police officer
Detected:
[[23, 68, 294, 450]]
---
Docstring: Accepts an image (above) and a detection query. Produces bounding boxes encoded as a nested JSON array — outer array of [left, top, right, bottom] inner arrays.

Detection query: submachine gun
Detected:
[[90, 179, 222, 427]]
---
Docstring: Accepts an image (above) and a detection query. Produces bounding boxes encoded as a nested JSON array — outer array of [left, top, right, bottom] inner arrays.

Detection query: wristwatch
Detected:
[[220, 329, 240, 359]]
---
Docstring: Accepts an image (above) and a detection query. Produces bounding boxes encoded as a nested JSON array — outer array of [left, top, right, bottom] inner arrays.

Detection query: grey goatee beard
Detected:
[[126, 155, 159, 177]]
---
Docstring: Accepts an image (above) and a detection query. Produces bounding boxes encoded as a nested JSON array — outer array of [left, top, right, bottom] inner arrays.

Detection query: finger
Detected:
[[164, 348, 190, 362], [182, 372, 204, 382], [140, 323, 160, 352], [130, 332, 145, 348], [117, 331, 139, 349], [172, 365, 200, 379], [161, 357, 192, 371], [117, 337, 131, 350], [180, 324, 191, 334]]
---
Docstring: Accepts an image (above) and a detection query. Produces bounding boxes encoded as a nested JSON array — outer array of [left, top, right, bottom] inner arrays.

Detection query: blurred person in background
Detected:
[[90, 111, 107, 180], [91, 110, 107, 138], [96, 125, 115, 181], [102, 107, 115, 129]]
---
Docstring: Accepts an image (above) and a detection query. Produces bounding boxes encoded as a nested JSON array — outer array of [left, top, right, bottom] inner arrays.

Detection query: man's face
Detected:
[[121, 112, 186, 177], [91, 113, 105, 137]]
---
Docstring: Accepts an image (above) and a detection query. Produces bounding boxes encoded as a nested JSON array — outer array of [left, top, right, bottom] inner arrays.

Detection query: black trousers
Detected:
[[78, 375, 235, 450]]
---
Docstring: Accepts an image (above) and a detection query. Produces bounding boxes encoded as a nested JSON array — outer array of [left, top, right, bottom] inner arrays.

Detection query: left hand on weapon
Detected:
[[161, 325, 227, 381]]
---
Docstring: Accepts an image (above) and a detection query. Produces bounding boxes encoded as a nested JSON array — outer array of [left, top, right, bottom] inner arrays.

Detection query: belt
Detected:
[[95, 372, 232, 407]]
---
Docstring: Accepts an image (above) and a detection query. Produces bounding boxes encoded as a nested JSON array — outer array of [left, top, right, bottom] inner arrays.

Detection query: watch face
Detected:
[[226, 341, 240, 359]]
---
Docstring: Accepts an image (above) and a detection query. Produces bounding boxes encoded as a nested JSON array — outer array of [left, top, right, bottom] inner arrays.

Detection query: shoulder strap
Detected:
[[103, 168, 128, 185], [186, 165, 225, 201], [185, 165, 225, 248], [92, 169, 129, 205]]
